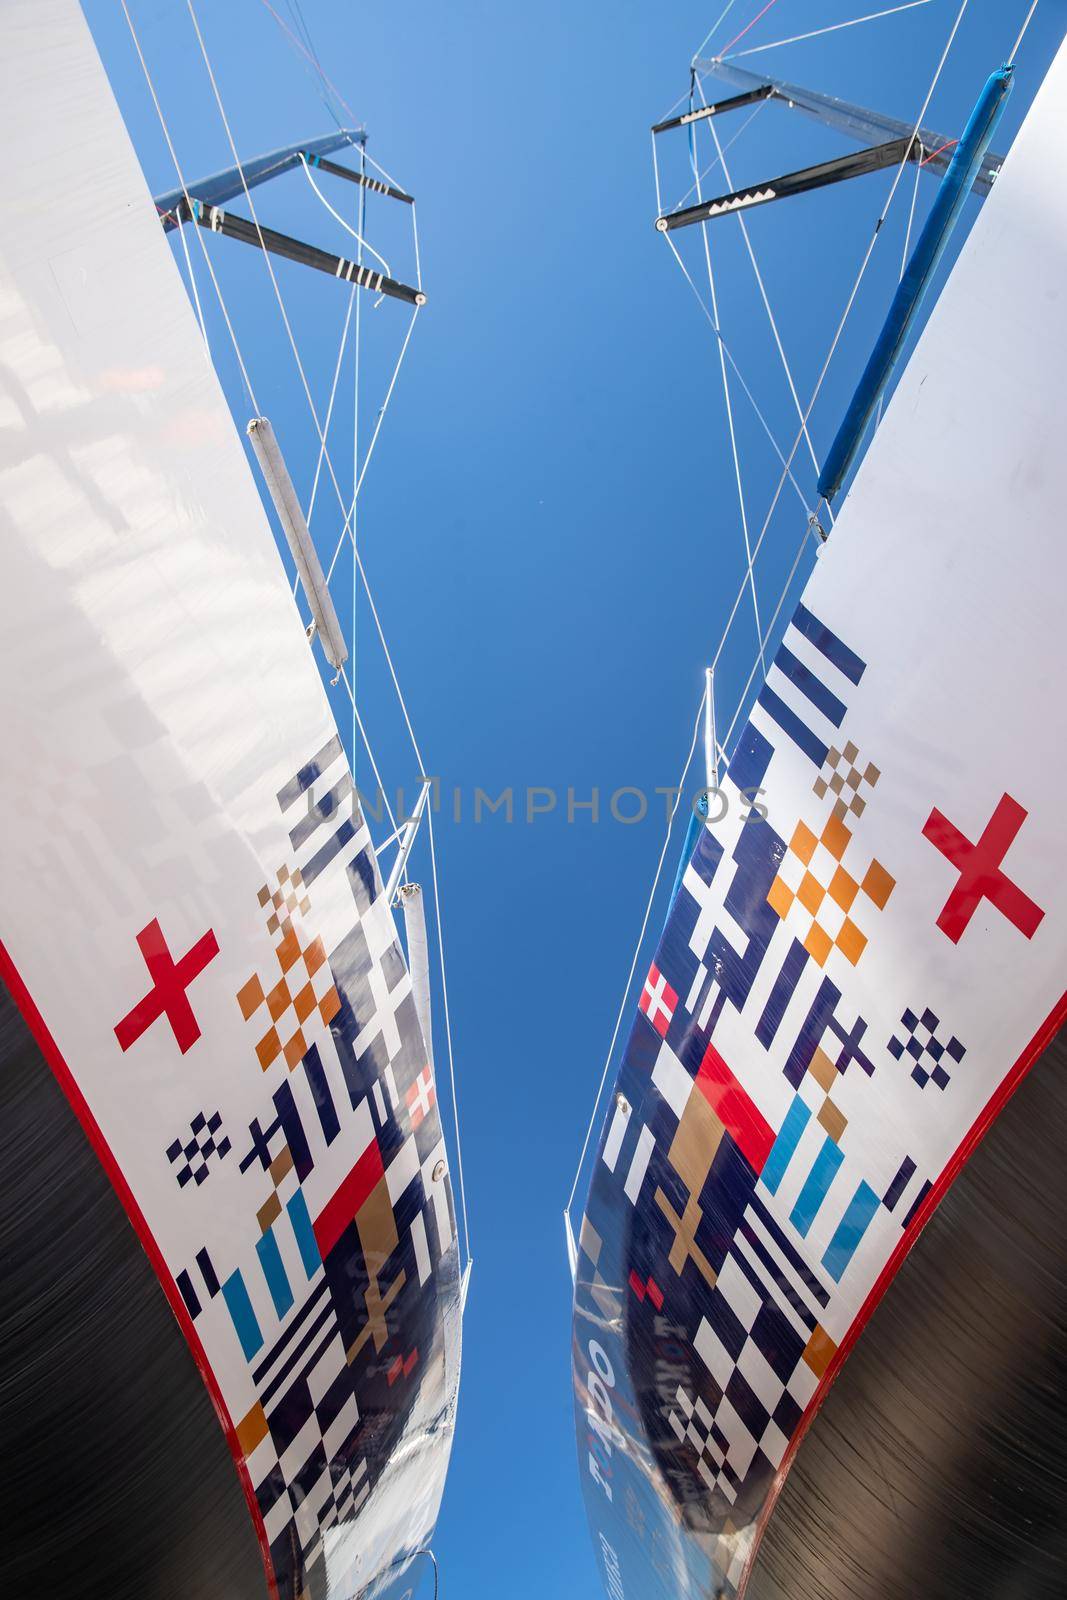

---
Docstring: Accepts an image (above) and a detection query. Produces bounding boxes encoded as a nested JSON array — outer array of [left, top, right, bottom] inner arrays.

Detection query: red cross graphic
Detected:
[[114, 917, 220, 1054], [922, 792, 1044, 945]]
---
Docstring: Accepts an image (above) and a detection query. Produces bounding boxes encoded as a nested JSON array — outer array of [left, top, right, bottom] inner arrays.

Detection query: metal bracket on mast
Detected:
[[652, 82, 776, 135], [176, 197, 426, 305], [656, 135, 918, 232], [384, 780, 433, 904], [685, 59, 1004, 195], [154, 128, 365, 229], [300, 151, 413, 205]]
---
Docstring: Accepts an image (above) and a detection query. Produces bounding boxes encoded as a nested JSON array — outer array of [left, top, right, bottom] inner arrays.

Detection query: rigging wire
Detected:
[[692, 1, 742, 65], [658, 232, 813, 519], [565, 685, 707, 1223], [298, 155, 392, 277], [698, 86, 826, 494], [174, 205, 211, 355], [336, 666, 401, 840], [719, 515, 823, 755], [720, 0, 933, 60], [1010, 0, 1040, 62], [426, 802, 472, 1276], [325, 308, 422, 582], [304, 289, 356, 546], [257, 0, 359, 129], [346, 540, 473, 1272], [686, 115, 765, 673], [719, 0, 788, 59], [120, 0, 260, 413]]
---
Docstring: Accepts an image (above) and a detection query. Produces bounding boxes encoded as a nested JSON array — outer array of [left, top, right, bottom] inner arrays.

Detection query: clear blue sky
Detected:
[[82, 3, 1063, 1596]]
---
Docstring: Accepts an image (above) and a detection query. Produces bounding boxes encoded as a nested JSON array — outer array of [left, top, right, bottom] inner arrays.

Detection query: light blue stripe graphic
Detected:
[[762, 1095, 811, 1195], [287, 1188, 321, 1279], [822, 1180, 881, 1282], [221, 1269, 263, 1360], [256, 1228, 294, 1318], [790, 1135, 844, 1237]]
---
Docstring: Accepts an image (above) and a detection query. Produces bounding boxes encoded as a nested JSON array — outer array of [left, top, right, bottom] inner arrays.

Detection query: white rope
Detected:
[[1010, 0, 1040, 61], [119, 0, 260, 413], [336, 665, 400, 838], [722, 0, 933, 60], [691, 0, 742, 65], [325, 306, 421, 582], [693, 204, 765, 671], [299, 155, 392, 277], [307, 289, 355, 535], [699, 89, 823, 486], [175, 203, 211, 356], [565, 683, 707, 1221], [660, 231, 813, 519], [425, 802, 472, 1273]]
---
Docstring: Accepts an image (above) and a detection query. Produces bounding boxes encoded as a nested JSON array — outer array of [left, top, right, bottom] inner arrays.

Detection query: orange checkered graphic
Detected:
[[237, 865, 340, 1071], [767, 810, 894, 969]]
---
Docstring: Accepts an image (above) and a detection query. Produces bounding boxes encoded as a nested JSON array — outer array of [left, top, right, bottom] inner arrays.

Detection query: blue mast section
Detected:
[[818, 66, 1014, 503], [154, 128, 363, 230]]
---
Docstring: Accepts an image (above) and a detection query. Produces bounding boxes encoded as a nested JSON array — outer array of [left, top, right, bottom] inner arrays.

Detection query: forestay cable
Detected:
[[722, 1, 934, 60], [687, 124, 765, 673], [660, 231, 813, 520], [698, 88, 823, 485]]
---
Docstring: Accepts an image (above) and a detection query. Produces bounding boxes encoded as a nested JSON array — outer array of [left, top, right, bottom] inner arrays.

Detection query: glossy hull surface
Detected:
[[573, 34, 1067, 1600], [0, 5, 460, 1596]]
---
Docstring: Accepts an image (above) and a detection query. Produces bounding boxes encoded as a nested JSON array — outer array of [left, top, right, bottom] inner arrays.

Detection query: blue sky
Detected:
[[83, 3, 1063, 1596]]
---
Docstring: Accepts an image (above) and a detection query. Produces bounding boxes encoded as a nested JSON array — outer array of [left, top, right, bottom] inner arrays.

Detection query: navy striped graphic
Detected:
[[289, 771, 354, 852], [883, 1155, 916, 1213], [749, 1191, 831, 1308], [756, 684, 829, 766], [773, 643, 847, 726], [792, 602, 866, 685], [277, 734, 344, 813]]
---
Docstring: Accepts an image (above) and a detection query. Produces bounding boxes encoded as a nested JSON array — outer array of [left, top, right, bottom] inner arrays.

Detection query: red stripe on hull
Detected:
[[313, 1136, 384, 1259], [738, 985, 1067, 1597], [0, 937, 279, 1600], [696, 1042, 776, 1175]]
